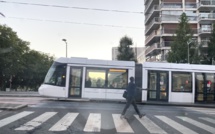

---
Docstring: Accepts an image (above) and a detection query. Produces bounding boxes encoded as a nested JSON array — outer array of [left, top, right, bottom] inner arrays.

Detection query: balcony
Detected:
[[145, 17, 160, 35], [160, 2, 183, 9], [185, 2, 197, 8], [161, 28, 198, 36], [160, 41, 173, 48], [198, 0, 215, 10], [160, 16, 197, 22], [198, 28, 212, 36], [145, 30, 161, 46], [145, 5, 160, 24], [145, 43, 161, 56], [145, 0, 159, 14], [200, 40, 209, 47], [198, 13, 215, 24]]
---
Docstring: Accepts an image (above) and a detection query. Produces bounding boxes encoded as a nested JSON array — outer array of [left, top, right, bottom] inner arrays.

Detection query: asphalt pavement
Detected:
[[0, 91, 215, 110]]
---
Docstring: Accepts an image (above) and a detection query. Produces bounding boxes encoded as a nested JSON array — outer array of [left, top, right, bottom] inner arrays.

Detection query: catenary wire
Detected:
[[0, 0, 144, 14]]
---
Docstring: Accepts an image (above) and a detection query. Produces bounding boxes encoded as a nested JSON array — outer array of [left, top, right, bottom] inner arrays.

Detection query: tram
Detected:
[[38, 57, 215, 103]]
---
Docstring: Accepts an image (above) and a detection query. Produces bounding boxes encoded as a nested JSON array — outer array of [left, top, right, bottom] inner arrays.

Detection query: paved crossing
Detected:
[[0, 111, 215, 133], [184, 107, 215, 115]]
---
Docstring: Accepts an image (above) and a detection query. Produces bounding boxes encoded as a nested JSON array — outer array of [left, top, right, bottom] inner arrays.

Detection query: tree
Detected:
[[15, 50, 54, 90], [207, 23, 215, 65], [117, 36, 136, 62], [0, 25, 30, 90], [0, 24, 54, 91], [167, 13, 198, 63]]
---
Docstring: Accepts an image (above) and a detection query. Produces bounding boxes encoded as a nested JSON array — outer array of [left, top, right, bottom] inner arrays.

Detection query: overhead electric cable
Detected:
[[7, 16, 145, 29], [0, 1, 144, 14]]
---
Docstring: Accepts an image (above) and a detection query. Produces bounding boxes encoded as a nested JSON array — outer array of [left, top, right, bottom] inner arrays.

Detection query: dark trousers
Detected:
[[121, 97, 140, 115]]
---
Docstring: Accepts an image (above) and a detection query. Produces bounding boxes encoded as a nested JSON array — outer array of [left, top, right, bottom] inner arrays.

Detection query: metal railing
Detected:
[[162, 28, 198, 34], [145, 5, 160, 23], [160, 41, 173, 47], [185, 2, 197, 8], [198, 13, 215, 20], [145, 30, 161, 45], [198, 28, 212, 34], [201, 40, 209, 47], [145, 17, 160, 33], [198, 0, 215, 6], [160, 2, 183, 8], [145, 43, 160, 55]]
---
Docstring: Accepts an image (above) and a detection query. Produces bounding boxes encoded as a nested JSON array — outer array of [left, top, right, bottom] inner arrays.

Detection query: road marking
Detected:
[[134, 115, 167, 134], [156, 116, 198, 134], [49, 113, 79, 131], [112, 114, 134, 133], [84, 113, 101, 132], [199, 117, 215, 124], [177, 116, 215, 134], [184, 107, 215, 115], [15, 112, 57, 130], [0, 111, 34, 128]]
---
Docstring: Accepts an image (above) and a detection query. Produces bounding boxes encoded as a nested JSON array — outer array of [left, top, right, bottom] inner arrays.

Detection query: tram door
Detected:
[[148, 71, 168, 101], [68, 67, 83, 98], [195, 73, 215, 103]]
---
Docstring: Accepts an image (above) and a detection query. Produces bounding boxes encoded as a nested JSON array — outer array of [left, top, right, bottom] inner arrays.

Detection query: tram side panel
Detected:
[[141, 68, 148, 102], [81, 67, 135, 100]]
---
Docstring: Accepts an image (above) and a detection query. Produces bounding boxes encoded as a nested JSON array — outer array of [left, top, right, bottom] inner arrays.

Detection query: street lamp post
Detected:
[[187, 38, 195, 64], [62, 39, 67, 58]]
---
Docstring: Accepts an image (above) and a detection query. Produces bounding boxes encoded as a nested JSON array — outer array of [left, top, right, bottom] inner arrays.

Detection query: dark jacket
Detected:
[[126, 82, 137, 98]]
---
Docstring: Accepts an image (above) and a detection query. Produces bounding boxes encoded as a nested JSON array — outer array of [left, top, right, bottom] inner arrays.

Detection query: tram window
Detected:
[[172, 72, 192, 92], [44, 63, 66, 87], [85, 68, 106, 88], [85, 68, 128, 89], [108, 69, 128, 89]]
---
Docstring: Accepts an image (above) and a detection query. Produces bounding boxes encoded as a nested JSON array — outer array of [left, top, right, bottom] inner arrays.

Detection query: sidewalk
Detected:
[[0, 91, 215, 110]]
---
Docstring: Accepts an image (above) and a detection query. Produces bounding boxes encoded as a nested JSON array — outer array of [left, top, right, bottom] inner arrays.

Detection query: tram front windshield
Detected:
[[44, 62, 67, 87]]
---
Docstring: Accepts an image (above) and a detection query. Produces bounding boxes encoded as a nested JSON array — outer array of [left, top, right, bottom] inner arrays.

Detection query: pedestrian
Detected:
[[121, 76, 145, 119]]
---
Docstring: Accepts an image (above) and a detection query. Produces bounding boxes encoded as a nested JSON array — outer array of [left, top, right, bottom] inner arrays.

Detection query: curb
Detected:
[[0, 104, 28, 110]]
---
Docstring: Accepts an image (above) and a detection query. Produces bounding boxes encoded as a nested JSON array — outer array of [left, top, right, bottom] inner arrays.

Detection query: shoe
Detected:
[[120, 115, 125, 119], [139, 113, 146, 119]]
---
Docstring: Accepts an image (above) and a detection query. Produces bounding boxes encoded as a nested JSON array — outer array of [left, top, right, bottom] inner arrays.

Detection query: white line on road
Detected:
[[156, 116, 198, 134], [0, 111, 34, 128], [177, 116, 215, 134], [84, 113, 101, 132], [134, 115, 167, 134], [15, 112, 57, 130], [199, 117, 215, 124], [112, 114, 134, 133], [49, 113, 79, 131]]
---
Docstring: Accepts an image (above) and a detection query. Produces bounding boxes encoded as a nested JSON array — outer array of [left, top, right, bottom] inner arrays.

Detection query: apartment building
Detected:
[[144, 0, 215, 62]]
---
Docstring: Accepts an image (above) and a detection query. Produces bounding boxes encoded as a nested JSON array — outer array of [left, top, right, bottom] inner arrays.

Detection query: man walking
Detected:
[[121, 76, 145, 119]]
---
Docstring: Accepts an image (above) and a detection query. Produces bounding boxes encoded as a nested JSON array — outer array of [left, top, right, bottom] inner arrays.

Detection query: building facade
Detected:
[[112, 47, 145, 63], [144, 0, 215, 62]]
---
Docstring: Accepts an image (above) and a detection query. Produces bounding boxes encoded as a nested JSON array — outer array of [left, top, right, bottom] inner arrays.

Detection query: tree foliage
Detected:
[[167, 13, 199, 64], [0, 24, 54, 91], [117, 36, 136, 62], [206, 23, 215, 64]]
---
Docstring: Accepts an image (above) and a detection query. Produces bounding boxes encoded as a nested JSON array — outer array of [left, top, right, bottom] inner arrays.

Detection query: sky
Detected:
[[0, 0, 145, 60]]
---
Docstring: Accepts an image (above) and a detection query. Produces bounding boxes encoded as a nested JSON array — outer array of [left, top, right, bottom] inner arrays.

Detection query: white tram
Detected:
[[39, 57, 215, 103], [39, 57, 135, 100]]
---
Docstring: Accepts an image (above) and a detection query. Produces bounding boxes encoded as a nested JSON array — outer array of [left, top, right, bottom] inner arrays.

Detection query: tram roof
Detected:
[[143, 62, 215, 72], [55, 57, 135, 67]]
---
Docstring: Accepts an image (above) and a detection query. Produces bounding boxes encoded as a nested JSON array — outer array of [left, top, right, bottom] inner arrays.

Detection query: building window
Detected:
[[85, 68, 128, 89], [172, 72, 192, 92]]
